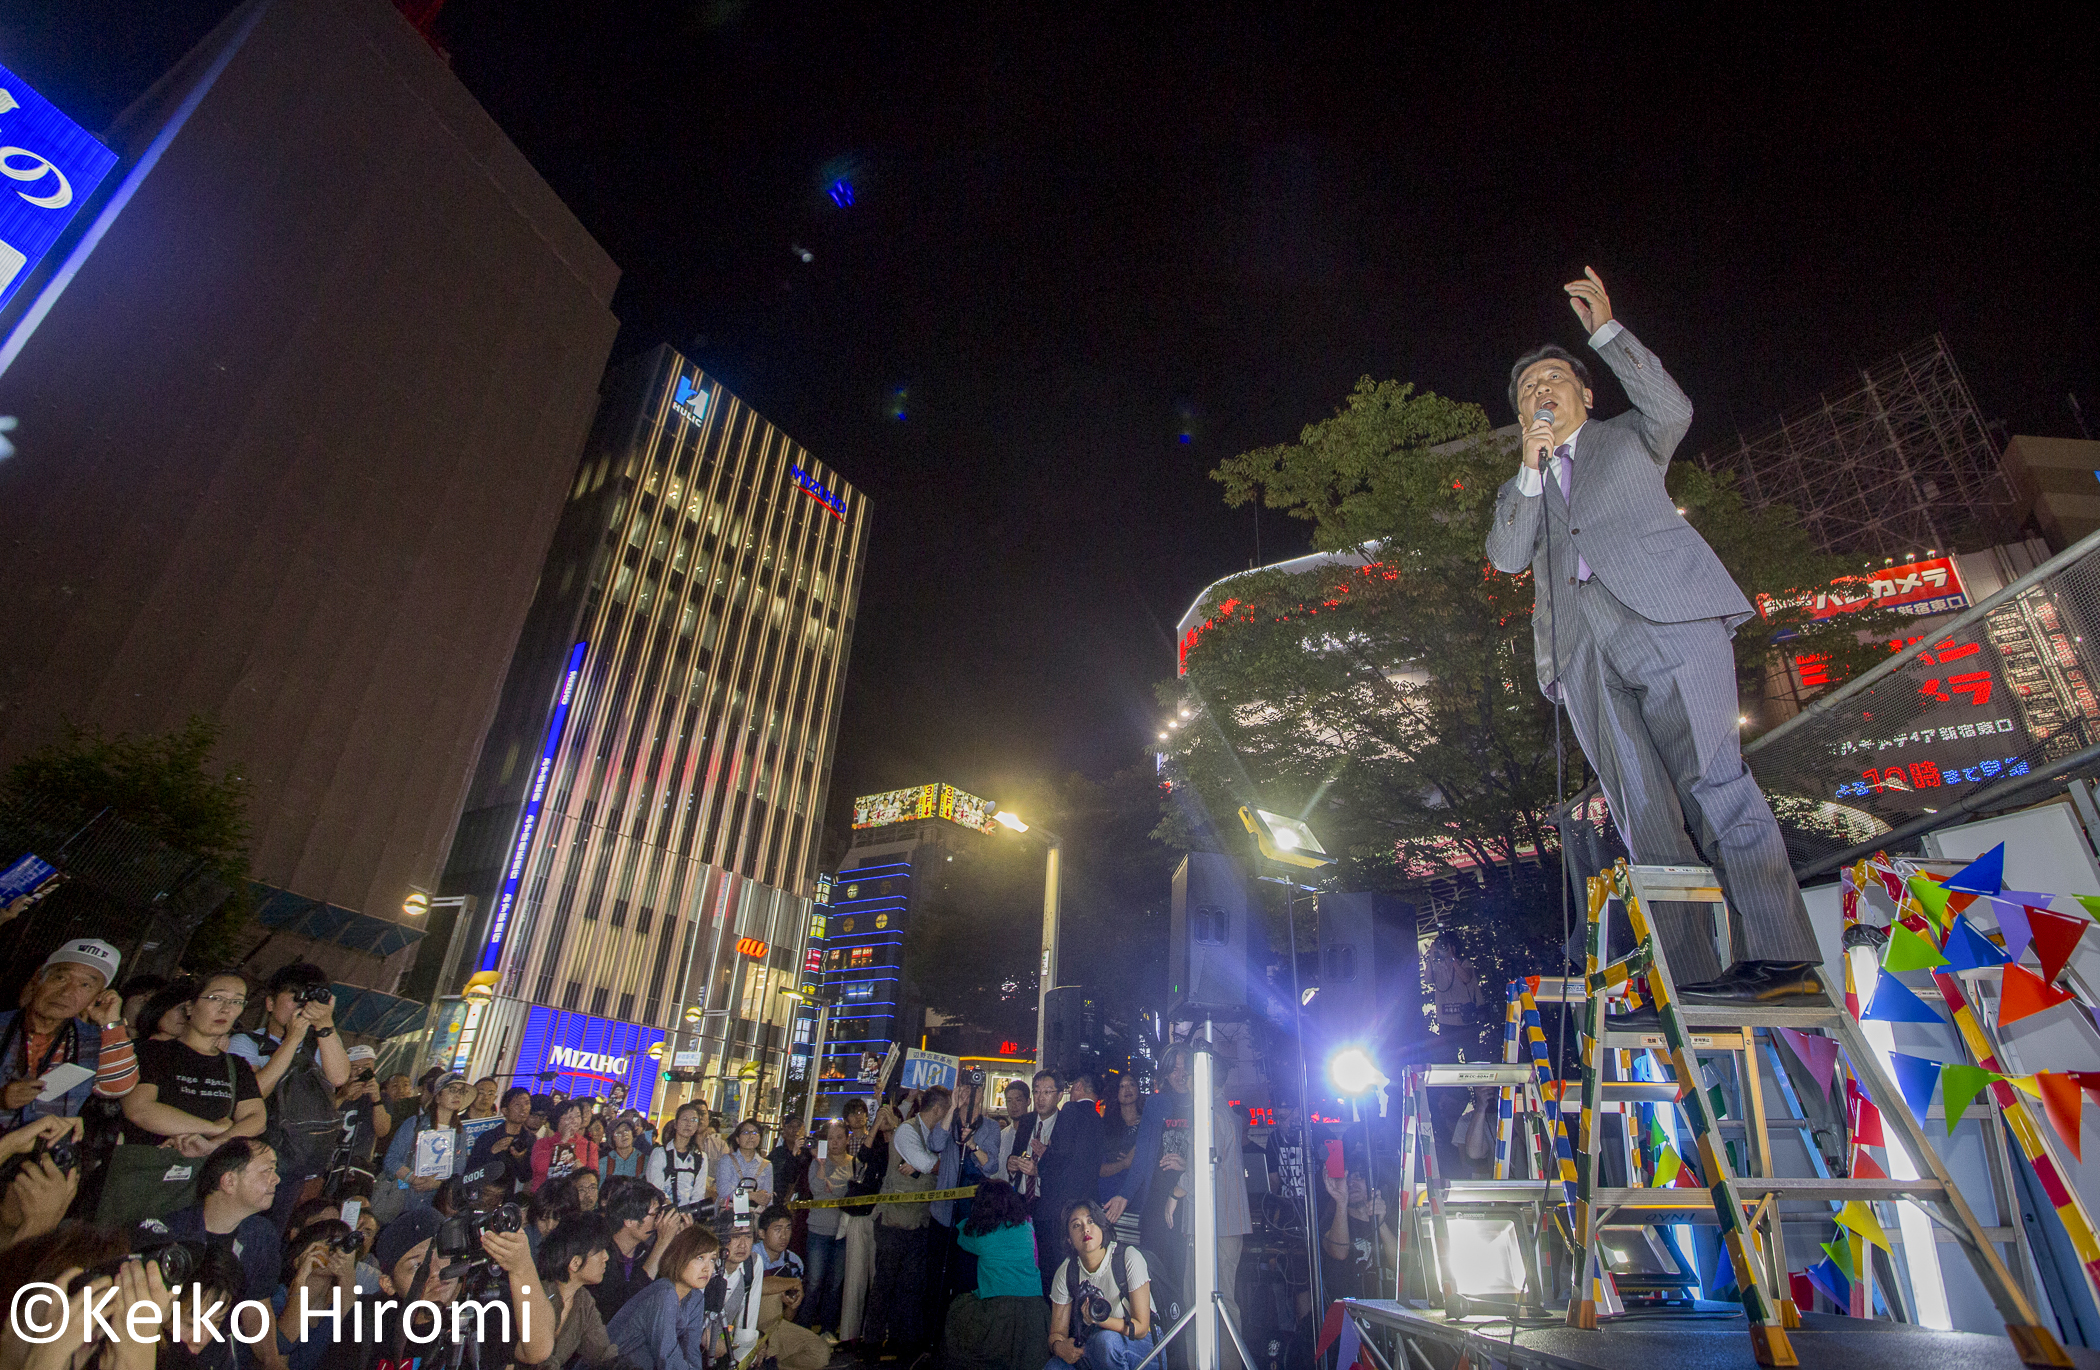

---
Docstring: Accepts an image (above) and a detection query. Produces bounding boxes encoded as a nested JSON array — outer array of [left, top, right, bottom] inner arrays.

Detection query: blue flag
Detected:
[[1943, 843, 2005, 895], [1941, 914, 2009, 972], [1862, 970, 1945, 1025], [1889, 1052, 1944, 1121]]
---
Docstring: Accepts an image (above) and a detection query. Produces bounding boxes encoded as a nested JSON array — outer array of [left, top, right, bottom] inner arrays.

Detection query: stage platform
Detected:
[[1338, 1300, 2100, 1370]]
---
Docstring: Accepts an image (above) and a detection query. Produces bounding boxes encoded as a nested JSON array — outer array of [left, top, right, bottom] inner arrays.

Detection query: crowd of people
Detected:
[[0, 941, 1334, 1370]]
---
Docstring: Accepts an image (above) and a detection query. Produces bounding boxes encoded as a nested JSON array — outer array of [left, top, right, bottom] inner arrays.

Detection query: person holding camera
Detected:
[[316, 1203, 553, 1370], [138, 1137, 282, 1304], [229, 964, 352, 1233], [261, 1219, 360, 1370], [0, 941, 137, 1130], [535, 1214, 623, 1370], [1045, 1200, 1154, 1370], [0, 1114, 85, 1251], [590, 1181, 689, 1323], [336, 1046, 387, 1169], [467, 1087, 540, 1198]]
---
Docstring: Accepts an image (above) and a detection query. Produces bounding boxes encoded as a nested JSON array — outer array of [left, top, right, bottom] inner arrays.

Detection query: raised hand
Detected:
[[1564, 266, 1613, 335]]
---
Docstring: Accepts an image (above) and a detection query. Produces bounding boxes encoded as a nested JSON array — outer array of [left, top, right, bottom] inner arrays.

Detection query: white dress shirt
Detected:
[[1513, 317, 1624, 497]]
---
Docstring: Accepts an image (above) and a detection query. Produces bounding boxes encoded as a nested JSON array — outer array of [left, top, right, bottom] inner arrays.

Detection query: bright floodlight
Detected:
[[994, 810, 1029, 834], [1445, 1217, 1527, 1297], [1239, 806, 1335, 869], [1328, 1046, 1386, 1096]]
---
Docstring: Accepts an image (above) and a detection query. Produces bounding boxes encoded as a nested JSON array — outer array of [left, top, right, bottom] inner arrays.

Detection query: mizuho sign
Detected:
[[549, 1045, 629, 1076]]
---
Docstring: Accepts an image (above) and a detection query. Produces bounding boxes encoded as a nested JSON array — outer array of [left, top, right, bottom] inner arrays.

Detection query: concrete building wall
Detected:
[[0, 0, 620, 930], [2002, 434, 2100, 551]]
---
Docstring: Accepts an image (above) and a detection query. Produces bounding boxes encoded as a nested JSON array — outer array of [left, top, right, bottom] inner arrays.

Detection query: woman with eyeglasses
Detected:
[[714, 1118, 774, 1213], [381, 1069, 473, 1212], [121, 971, 267, 1155]]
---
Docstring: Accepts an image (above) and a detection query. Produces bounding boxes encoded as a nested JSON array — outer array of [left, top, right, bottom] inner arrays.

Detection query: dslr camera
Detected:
[[0, 1136, 78, 1186], [1076, 1287, 1115, 1332], [70, 1240, 200, 1293], [438, 1201, 524, 1257], [295, 982, 333, 1007]]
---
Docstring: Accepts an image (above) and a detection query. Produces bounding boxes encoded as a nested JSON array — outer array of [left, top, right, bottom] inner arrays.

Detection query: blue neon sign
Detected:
[[790, 464, 846, 521], [478, 641, 589, 972], [0, 65, 118, 314], [511, 1005, 666, 1114], [672, 375, 709, 425]]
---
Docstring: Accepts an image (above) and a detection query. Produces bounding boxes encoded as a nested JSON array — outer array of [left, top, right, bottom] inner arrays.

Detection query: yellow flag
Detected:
[[1836, 1199, 1893, 1253], [1652, 1145, 1682, 1188], [2008, 1075, 2044, 1100]]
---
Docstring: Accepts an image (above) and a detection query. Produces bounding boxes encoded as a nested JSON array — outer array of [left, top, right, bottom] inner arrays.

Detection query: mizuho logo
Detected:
[[549, 1044, 628, 1076], [672, 376, 709, 424]]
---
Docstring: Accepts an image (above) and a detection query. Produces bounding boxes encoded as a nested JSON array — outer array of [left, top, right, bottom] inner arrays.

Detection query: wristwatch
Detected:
[[313, 1026, 336, 1039]]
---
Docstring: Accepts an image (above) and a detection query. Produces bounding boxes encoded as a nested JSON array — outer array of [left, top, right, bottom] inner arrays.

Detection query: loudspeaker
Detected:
[[1042, 985, 1098, 1080], [1171, 853, 1251, 1008], [1314, 891, 1422, 1060]]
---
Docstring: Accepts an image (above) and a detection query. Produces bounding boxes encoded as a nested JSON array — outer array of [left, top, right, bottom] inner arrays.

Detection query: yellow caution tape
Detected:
[[786, 1184, 980, 1210]]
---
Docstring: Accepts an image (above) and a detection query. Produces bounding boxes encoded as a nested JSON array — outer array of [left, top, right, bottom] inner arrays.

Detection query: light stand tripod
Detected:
[[1132, 1006, 1263, 1370]]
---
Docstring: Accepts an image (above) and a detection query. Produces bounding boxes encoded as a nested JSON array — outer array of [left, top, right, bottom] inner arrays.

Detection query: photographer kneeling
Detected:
[[312, 1203, 555, 1370], [1045, 1201, 1154, 1370]]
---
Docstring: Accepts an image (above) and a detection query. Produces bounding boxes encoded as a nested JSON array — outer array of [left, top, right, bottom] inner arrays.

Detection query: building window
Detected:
[[610, 899, 628, 928], [842, 981, 876, 1004], [636, 905, 654, 935], [848, 947, 875, 968], [590, 987, 611, 1015], [618, 993, 635, 1022], [824, 949, 841, 971], [562, 981, 583, 1010]]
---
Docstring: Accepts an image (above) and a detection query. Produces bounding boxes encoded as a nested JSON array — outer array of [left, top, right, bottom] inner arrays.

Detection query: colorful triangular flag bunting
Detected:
[[1652, 1144, 1683, 1188], [1884, 921, 1950, 971], [1838, 1199, 1893, 1252], [1820, 1237, 1857, 1279], [2030, 908, 2090, 984], [2075, 894, 2100, 922], [2000, 963, 2076, 1027], [1890, 1052, 1944, 1121], [1804, 1257, 1850, 1308], [2039, 1073, 2085, 1162], [1846, 1077, 1886, 1146], [1943, 914, 2010, 972], [1863, 969, 1945, 1024], [1907, 874, 1953, 931], [1774, 1027, 1838, 1093], [1942, 1064, 2005, 1134], [1851, 1149, 1888, 1180], [1944, 843, 2005, 895], [1992, 899, 2038, 963]]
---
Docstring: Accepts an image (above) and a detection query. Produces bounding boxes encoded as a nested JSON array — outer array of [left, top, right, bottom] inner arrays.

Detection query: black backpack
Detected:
[[252, 1033, 346, 1174], [1061, 1241, 1183, 1335]]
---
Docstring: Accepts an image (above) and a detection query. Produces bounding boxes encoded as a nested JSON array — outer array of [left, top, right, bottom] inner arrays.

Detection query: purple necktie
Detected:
[[1557, 444, 1591, 582]]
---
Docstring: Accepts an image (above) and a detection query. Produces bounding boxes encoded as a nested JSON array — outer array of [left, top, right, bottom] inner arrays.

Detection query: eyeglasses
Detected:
[[198, 993, 248, 1009]]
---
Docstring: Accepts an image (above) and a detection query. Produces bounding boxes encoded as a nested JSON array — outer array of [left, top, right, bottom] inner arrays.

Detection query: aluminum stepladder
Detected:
[[1565, 860, 2072, 1368]]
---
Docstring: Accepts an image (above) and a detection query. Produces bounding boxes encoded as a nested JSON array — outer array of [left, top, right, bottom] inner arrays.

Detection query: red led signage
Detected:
[[736, 937, 769, 958]]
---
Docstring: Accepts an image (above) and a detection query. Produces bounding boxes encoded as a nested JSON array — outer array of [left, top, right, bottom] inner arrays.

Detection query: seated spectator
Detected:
[[713, 1218, 768, 1362], [946, 1180, 1050, 1370], [138, 1137, 282, 1304], [228, 963, 350, 1232], [0, 1115, 84, 1251], [467, 1086, 539, 1196], [0, 940, 137, 1129], [647, 1104, 711, 1210], [115, 974, 264, 1228], [714, 1118, 773, 1214], [135, 979, 196, 1042], [380, 1073, 418, 1129], [576, 1168, 602, 1213], [538, 1215, 621, 1370], [534, 1099, 601, 1188], [0, 1220, 236, 1370], [379, 1071, 471, 1214], [753, 1204, 831, 1370], [602, 1120, 645, 1180], [586, 1116, 610, 1152], [1045, 1200, 1154, 1370], [527, 1174, 581, 1260], [315, 1203, 552, 1370], [605, 1221, 725, 1370], [117, 975, 169, 1033], [267, 1218, 359, 1370], [288, 1197, 341, 1237], [591, 1180, 691, 1323]]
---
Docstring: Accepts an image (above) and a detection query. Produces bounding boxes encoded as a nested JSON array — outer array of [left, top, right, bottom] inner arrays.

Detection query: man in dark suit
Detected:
[[1011, 1067, 1105, 1294], [1484, 268, 1823, 1003]]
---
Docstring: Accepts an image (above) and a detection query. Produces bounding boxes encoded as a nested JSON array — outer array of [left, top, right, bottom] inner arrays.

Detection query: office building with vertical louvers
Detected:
[[420, 346, 867, 1123]]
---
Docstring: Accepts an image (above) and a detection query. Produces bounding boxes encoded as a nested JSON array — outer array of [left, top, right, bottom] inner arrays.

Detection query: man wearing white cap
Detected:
[[0, 940, 138, 1126], [337, 1043, 387, 1169]]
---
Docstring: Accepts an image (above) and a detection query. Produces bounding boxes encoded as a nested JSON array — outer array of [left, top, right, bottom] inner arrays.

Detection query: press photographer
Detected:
[[230, 964, 351, 1233], [0, 1115, 85, 1251]]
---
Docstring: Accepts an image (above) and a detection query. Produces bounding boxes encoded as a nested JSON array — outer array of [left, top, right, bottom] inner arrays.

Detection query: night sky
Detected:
[[6, 2, 2096, 839]]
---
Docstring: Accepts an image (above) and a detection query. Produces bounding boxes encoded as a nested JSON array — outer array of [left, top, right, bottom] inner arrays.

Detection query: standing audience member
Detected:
[[768, 1118, 807, 1198], [134, 978, 195, 1042], [836, 1104, 882, 1347], [337, 1044, 387, 1169], [865, 1088, 949, 1357], [945, 1178, 1050, 1370], [538, 1214, 623, 1370], [648, 1103, 711, 1209], [380, 1071, 470, 1213], [606, 1222, 724, 1370], [800, 1117, 853, 1336], [116, 972, 265, 1227], [535, 1098, 602, 1188], [1098, 1076, 1144, 1198], [0, 941, 135, 1128], [228, 963, 350, 1233], [1319, 1162, 1396, 1302], [1015, 1071, 1104, 1298], [715, 1118, 774, 1213], [138, 1137, 282, 1302], [467, 1076, 502, 1119], [1046, 1200, 1155, 1370]]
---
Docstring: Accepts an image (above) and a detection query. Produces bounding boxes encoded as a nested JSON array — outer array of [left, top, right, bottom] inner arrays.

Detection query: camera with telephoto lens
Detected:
[[1076, 1288, 1114, 1332], [0, 1136, 77, 1185], [438, 1201, 524, 1257], [69, 1240, 199, 1293]]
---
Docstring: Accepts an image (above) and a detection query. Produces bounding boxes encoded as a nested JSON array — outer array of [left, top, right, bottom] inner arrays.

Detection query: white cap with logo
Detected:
[[42, 939, 120, 989]]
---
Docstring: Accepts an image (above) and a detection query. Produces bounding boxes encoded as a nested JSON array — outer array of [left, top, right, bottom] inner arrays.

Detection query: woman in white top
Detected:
[[714, 1117, 774, 1212], [648, 1102, 712, 1209]]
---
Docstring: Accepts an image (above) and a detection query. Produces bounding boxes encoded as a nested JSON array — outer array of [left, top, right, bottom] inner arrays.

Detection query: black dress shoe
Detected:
[[1599, 1005, 1662, 1033], [1678, 961, 1825, 1004]]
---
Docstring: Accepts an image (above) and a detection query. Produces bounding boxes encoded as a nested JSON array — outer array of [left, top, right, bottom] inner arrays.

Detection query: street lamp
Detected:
[[992, 807, 1063, 1068]]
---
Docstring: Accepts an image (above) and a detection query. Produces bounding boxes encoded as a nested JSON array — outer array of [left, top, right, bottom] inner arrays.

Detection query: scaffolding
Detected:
[[1699, 335, 2021, 558]]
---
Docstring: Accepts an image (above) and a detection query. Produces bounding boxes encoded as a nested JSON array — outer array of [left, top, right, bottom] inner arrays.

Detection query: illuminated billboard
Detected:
[[0, 65, 119, 314], [852, 782, 1000, 833], [511, 1006, 667, 1114], [1757, 556, 1968, 623]]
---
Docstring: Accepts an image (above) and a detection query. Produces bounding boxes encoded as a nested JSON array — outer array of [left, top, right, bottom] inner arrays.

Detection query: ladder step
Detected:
[[1589, 1178, 1947, 1215]]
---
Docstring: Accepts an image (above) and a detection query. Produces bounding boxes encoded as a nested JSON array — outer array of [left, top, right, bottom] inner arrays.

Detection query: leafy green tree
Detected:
[[2, 716, 253, 966], [1161, 377, 1904, 987]]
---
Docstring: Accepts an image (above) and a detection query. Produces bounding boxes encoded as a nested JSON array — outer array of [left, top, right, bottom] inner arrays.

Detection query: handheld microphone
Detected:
[[1533, 408, 1555, 467]]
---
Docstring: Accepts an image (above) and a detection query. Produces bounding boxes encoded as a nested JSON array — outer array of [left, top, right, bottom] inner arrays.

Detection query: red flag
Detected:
[[1851, 1149, 1889, 1180], [1846, 1077, 1886, 1146], [2029, 908, 2091, 985], [2039, 1073, 2085, 1162], [2000, 964, 2076, 1028], [1875, 864, 1907, 903]]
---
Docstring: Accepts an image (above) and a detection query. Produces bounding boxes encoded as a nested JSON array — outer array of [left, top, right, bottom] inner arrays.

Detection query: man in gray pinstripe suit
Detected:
[[1485, 269, 1824, 1005]]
